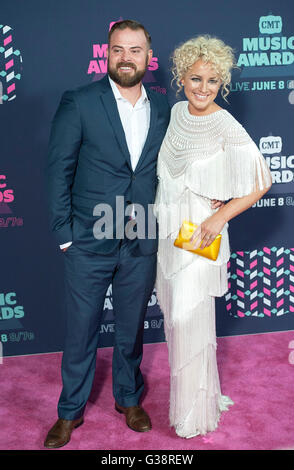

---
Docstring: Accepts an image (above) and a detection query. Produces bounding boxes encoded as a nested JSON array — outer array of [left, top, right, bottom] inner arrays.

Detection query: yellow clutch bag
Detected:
[[174, 220, 222, 261]]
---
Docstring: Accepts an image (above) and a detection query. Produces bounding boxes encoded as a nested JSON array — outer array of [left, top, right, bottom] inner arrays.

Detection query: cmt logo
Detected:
[[259, 136, 282, 155], [237, 14, 294, 69], [259, 15, 282, 34], [260, 135, 294, 184]]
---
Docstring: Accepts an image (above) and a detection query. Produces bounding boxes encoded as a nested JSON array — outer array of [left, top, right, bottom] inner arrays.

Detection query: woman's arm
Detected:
[[191, 184, 272, 249]]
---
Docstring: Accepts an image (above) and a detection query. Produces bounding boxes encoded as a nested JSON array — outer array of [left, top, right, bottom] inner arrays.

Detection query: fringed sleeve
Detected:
[[184, 119, 272, 201]]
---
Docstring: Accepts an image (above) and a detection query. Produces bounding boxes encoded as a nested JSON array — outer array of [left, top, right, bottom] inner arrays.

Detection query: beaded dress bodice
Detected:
[[156, 101, 271, 202]]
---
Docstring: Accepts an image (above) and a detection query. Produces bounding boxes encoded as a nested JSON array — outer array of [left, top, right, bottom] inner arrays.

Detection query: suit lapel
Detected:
[[99, 76, 159, 173], [100, 81, 132, 170], [134, 89, 158, 173]]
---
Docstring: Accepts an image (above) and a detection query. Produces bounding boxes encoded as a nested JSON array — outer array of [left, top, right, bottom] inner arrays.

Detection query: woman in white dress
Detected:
[[154, 36, 272, 438]]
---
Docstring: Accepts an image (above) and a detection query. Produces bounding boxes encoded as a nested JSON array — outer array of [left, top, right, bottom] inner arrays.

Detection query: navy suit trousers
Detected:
[[57, 239, 157, 420]]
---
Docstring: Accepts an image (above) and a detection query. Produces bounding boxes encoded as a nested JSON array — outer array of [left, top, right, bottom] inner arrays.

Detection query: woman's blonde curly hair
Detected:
[[171, 35, 236, 101]]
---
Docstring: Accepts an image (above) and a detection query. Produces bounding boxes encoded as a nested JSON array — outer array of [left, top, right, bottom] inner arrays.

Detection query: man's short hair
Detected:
[[108, 19, 152, 49]]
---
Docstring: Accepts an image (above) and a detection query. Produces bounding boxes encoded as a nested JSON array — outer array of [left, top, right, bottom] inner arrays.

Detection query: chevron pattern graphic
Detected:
[[0, 25, 22, 103], [226, 247, 294, 318]]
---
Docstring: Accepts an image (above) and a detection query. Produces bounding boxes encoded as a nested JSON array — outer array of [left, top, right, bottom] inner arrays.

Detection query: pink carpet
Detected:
[[1, 330, 294, 450]]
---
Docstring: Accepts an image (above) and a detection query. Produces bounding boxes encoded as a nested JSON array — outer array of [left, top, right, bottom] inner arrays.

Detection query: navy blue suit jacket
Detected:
[[46, 75, 170, 255]]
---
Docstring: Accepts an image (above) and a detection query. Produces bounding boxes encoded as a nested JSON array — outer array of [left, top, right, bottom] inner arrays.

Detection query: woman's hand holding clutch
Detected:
[[190, 213, 226, 249]]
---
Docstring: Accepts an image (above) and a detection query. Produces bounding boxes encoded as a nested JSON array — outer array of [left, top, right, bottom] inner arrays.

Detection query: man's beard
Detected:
[[108, 59, 148, 87]]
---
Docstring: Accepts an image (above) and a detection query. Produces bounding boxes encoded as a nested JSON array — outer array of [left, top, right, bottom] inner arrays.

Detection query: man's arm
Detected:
[[46, 90, 82, 246]]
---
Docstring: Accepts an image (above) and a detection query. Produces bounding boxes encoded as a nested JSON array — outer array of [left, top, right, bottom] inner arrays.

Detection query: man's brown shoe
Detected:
[[44, 417, 84, 448], [115, 402, 152, 432]]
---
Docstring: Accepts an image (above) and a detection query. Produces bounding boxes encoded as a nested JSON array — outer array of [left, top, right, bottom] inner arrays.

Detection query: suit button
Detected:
[[132, 175, 136, 181]]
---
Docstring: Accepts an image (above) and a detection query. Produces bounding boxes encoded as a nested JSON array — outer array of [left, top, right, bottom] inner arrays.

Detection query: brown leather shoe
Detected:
[[44, 417, 84, 448], [115, 402, 152, 432]]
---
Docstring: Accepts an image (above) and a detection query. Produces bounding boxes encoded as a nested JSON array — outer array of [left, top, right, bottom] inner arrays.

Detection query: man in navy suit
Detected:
[[44, 20, 170, 448]]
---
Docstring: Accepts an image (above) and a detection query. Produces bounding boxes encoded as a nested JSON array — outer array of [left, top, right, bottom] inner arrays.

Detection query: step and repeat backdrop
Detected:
[[0, 0, 294, 356]]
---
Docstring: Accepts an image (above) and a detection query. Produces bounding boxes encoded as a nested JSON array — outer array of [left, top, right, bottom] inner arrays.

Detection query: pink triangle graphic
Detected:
[[0, 202, 12, 214], [91, 73, 106, 82], [142, 70, 157, 84]]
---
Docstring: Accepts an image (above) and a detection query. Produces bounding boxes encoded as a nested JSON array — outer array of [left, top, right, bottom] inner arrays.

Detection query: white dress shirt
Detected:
[[108, 76, 150, 170], [60, 76, 150, 250]]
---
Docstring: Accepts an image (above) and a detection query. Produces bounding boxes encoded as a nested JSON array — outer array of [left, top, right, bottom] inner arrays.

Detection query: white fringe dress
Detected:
[[154, 101, 272, 438]]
